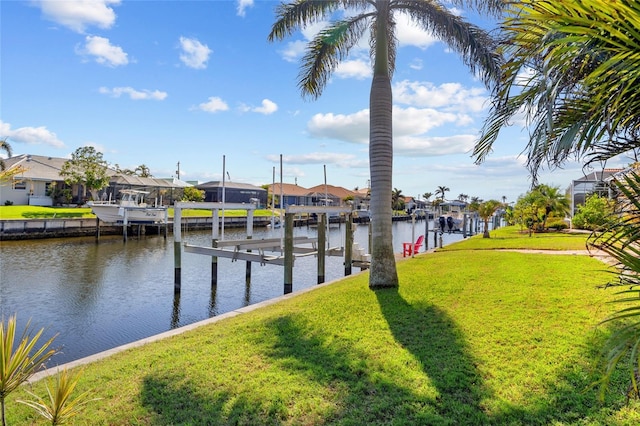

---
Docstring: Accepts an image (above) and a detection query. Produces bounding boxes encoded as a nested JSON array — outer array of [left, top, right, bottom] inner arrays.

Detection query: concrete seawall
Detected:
[[0, 214, 421, 241], [0, 216, 275, 240]]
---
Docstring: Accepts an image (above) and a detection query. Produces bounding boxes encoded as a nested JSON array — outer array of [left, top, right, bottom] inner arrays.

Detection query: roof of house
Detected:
[[111, 175, 189, 189], [573, 169, 624, 182], [3, 154, 72, 181], [306, 184, 357, 200], [268, 183, 311, 197], [2, 154, 186, 188], [197, 181, 266, 191]]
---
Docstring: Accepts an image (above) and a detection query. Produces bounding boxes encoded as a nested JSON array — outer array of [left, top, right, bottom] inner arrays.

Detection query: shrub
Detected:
[[572, 194, 614, 230]]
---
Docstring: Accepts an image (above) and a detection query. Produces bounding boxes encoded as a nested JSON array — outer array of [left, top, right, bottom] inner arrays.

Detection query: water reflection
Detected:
[[0, 221, 464, 365]]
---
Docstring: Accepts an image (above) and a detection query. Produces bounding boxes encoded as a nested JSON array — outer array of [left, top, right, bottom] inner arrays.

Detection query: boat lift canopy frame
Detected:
[[172, 202, 357, 294]]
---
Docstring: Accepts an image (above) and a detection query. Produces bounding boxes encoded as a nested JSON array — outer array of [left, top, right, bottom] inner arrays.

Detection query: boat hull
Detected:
[[89, 204, 167, 224]]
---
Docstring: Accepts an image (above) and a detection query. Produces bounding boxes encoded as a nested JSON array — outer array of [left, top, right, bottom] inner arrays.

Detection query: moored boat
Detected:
[[88, 189, 168, 224]]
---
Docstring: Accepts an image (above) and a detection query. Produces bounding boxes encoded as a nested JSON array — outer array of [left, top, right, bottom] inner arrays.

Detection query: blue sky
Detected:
[[1, 0, 626, 203]]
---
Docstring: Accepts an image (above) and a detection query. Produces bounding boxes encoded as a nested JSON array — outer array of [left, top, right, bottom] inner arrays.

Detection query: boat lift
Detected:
[[173, 202, 357, 294]]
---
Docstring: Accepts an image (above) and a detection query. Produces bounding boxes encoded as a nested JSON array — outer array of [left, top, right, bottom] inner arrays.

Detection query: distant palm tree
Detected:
[[476, 200, 502, 238], [269, 0, 503, 289], [422, 192, 433, 202], [435, 186, 450, 201], [458, 193, 469, 203], [537, 184, 570, 229], [392, 188, 404, 211], [0, 138, 12, 171], [135, 164, 152, 178]]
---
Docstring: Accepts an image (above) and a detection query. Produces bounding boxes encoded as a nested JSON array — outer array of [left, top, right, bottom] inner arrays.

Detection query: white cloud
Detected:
[[0, 120, 65, 148], [266, 152, 368, 169], [251, 99, 278, 115], [236, 0, 254, 17], [306, 105, 464, 148], [394, 134, 476, 156], [396, 12, 439, 49], [307, 110, 370, 144], [409, 58, 423, 70], [77, 35, 128, 66], [394, 80, 488, 112], [34, 0, 120, 33], [197, 97, 229, 113], [335, 59, 371, 80], [179, 36, 211, 69], [98, 87, 167, 100], [279, 40, 307, 63]]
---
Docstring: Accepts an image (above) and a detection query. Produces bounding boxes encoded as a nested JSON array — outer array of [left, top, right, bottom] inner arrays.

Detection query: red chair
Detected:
[[402, 235, 424, 257]]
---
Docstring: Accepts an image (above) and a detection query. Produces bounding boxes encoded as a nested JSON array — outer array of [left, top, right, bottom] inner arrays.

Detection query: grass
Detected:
[[5, 226, 640, 424], [443, 225, 591, 251], [0, 205, 277, 220]]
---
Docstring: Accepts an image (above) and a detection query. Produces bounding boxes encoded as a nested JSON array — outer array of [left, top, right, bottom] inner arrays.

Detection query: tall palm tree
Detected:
[[474, 1, 640, 181], [269, 0, 502, 288], [0, 138, 12, 171], [435, 185, 450, 201]]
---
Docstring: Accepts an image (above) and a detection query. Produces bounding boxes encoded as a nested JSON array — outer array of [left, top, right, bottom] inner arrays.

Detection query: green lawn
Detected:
[[443, 225, 591, 251], [5, 228, 640, 424]]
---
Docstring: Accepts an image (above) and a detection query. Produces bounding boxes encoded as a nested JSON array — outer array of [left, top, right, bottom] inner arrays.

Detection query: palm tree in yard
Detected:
[[474, 1, 640, 181], [476, 199, 501, 238], [269, 0, 503, 288]]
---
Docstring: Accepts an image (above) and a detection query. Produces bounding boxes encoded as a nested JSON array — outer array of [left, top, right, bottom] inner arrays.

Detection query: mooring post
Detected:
[[95, 217, 100, 242], [174, 207, 182, 293], [164, 209, 168, 239], [424, 213, 429, 251], [411, 213, 416, 258], [317, 213, 326, 284], [212, 209, 219, 287], [284, 212, 294, 294], [463, 214, 468, 238], [344, 213, 353, 276], [122, 209, 129, 242], [245, 209, 254, 285]]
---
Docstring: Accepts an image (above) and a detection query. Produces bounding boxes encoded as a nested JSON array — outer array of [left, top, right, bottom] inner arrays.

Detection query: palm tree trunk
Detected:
[[368, 3, 398, 289]]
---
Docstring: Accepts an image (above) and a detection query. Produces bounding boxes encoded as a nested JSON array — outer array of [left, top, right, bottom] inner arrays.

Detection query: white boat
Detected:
[[88, 190, 168, 224], [353, 205, 370, 220], [437, 201, 467, 233]]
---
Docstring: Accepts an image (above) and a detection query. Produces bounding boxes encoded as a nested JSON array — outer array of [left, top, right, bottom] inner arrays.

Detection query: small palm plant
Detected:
[[587, 171, 640, 399], [0, 314, 58, 426], [17, 368, 99, 425]]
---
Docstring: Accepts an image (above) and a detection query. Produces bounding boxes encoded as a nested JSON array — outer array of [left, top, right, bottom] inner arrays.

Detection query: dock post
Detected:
[[123, 210, 128, 242], [344, 214, 353, 276], [212, 209, 219, 287], [174, 206, 182, 293], [95, 217, 100, 242], [424, 214, 429, 251], [246, 209, 254, 285], [463, 214, 468, 238], [410, 213, 416, 258], [284, 212, 294, 294], [317, 213, 326, 284]]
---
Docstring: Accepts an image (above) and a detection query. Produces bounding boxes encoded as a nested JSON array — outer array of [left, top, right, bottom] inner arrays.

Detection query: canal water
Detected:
[[0, 220, 465, 366]]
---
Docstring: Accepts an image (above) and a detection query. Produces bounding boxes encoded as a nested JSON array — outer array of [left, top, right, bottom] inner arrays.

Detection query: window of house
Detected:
[[13, 180, 26, 190]]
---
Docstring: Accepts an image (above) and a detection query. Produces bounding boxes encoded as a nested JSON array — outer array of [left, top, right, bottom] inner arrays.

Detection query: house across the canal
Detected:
[[196, 181, 267, 207]]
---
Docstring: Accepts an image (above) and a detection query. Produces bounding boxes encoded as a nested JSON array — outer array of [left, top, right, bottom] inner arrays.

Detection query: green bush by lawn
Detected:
[[5, 228, 639, 424]]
